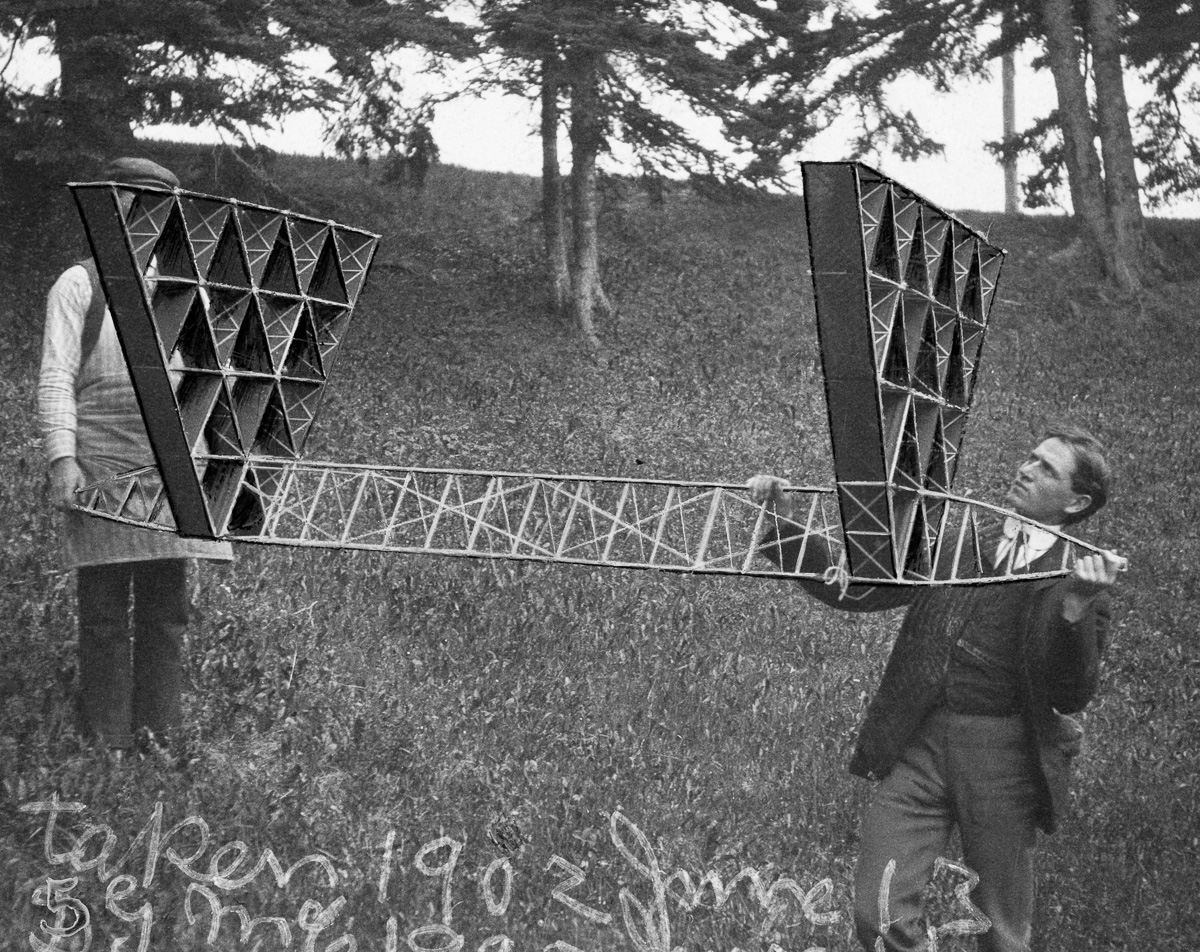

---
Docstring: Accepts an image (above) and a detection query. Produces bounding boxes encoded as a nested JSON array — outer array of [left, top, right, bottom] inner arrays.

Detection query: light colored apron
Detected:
[[66, 314, 233, 569]]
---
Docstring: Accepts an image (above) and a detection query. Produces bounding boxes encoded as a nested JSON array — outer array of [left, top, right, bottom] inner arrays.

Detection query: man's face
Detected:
[[117, 189, 137, 219], [1004, 438, 1090, 525]]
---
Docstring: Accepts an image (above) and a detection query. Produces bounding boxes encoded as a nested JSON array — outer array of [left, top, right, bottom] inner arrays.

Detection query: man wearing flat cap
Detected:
[[38, 157, 232, 759]]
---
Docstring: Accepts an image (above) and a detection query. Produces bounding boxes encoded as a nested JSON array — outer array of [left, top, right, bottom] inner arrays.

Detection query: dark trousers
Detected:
[[77, 559, 189, 749], [854, 709, 1042, 952]]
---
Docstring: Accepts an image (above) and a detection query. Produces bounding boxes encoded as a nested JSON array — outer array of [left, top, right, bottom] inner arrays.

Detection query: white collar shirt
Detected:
[[994, 516, 1062, 571]]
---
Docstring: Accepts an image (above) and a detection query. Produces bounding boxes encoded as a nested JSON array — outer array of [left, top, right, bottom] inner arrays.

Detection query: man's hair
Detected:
[[1044, 424, 1111, 525]]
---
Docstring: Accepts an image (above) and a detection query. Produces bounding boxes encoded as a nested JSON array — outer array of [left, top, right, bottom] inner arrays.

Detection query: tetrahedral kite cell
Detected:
[[802, 162, 1004, 582], [68, 162, 1113, 587]]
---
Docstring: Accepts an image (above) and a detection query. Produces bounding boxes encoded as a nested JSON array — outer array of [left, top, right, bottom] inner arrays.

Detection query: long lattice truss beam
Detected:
[[75, 462, 1099, 586]]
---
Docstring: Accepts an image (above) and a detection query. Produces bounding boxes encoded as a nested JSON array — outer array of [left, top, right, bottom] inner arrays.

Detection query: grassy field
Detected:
[[1, 145, 1198, 951]]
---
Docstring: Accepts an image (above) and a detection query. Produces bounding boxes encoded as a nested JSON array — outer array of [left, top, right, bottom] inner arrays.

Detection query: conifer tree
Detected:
[[476, 0, 753, 349], [0, 0, 466, 167], [1, 1, 319, 160], [732, 0, 1199, 290]]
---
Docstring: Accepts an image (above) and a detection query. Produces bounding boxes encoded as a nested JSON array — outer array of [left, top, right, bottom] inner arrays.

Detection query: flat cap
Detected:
[[101, 156, 179, 190]]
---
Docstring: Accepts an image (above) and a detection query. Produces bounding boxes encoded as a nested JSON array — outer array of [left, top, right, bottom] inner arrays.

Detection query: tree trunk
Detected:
[[55, 7, 138, 157], [567, 50, 608, 352], [540, 59, 572, 316], [1001, 50, 1018, 214], [1038, 0, 1116, 273], [1086, 0, 1146, 290]]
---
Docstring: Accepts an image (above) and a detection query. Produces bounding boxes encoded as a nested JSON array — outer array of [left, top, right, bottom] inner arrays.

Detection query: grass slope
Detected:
[[1, 145, 1198, 951]]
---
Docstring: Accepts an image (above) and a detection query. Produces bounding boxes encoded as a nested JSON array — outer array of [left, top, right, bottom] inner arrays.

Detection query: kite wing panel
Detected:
[[802, 162, 1005, 582], [71, 183, 380, 539]]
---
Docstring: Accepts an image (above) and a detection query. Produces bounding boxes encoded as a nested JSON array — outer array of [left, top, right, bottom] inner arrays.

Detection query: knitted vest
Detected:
[[849, 544, 1064, 781], [944, 578, 1031, 711]]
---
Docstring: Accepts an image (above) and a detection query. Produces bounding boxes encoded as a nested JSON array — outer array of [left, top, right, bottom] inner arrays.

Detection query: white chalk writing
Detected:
[[19, 799, 990, 952]]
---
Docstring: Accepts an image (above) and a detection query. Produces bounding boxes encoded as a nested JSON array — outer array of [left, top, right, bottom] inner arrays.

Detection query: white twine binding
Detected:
[[823, 557, 852, 600]]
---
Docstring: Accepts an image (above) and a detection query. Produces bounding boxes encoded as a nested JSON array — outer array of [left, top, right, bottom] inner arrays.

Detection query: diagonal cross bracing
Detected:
[[77, 462, 841, 575], [248, 466, 817, 571], [74, 462, 1102, 586]]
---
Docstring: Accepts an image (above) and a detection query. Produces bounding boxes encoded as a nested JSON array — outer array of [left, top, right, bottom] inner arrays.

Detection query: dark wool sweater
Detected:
[[763, 521, 1110, 833]]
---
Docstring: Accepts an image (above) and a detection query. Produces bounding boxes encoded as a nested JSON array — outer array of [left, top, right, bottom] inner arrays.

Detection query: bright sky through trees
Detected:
[[8, 36, 1197, 217]]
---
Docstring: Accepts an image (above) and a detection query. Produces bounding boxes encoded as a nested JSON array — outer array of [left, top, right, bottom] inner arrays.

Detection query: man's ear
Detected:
[[1065, 493, 1092, 518]]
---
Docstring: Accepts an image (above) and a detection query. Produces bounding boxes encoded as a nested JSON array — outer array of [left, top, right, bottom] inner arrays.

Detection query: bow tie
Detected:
[[994, 517, 1059, 571], [994, 521, 1024, 572]]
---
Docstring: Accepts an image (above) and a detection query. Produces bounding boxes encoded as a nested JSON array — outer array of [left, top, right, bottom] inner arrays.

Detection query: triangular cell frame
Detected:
[[70, 182, 379, 538], [802, 162, 1005, 580]]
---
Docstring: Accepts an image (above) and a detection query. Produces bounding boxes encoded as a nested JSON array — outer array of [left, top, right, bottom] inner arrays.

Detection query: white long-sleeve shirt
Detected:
[[38, 263, 232, 568]]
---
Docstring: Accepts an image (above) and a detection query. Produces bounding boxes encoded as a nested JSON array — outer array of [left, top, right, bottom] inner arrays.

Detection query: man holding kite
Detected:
[[751, 425, 1124, 952]]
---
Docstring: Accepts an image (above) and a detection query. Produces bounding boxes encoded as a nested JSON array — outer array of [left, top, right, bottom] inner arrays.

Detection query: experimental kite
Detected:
[[68, 162, 1117, 587]]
